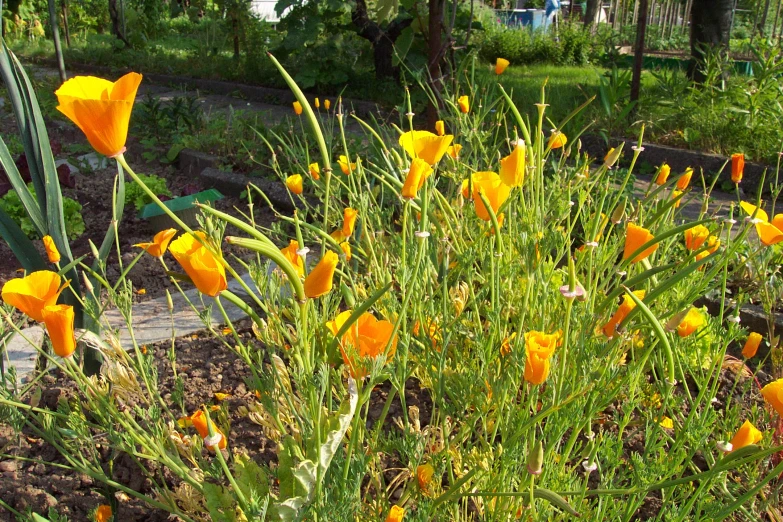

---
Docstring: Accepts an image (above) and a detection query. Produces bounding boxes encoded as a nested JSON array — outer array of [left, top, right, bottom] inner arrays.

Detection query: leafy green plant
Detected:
[[0, 184, 85, 240], [125, 173, 171, 210]]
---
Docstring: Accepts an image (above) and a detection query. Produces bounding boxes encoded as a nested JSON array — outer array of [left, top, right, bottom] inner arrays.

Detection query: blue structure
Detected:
[[496, 9, 547, 29]]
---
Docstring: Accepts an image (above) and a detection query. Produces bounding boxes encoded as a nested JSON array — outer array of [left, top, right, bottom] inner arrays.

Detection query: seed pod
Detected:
[[527, 439, 544, 476]]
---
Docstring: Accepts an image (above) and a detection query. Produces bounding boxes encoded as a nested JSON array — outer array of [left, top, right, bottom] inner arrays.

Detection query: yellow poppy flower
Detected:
[[338, 155, 356, 175], [304, 250, 339, 298], [280, 239, 305, 278], [523, 330, 561, 384], [676, 308, 704, 337], [469, 171, 511, 221], [434, 120, 445, 137], [672, 189, 683, 208], [655, 163, 671, 185], [603, 290, 646, 338], [401, 158, 434, 199], [55, 72, 142, 157], [325, 99, 331, 110], [169, 232, 227, 297], [41, 304, 76, 358], [495, 57, 510, 75], [286, 174, 304, 195], [134, 228, 177, 258], [314, 97, 320, 109], [458, 95, 469, 113], [385, 505, 405, 522], [676, 167, 693, 190], [327, 310, 397, 378], [309, 162, 320, 180], [499, 140, 526, 187], [623, 223, 658, 263], [761, 378, 783, 416], [742, 332, 762, 358], [1, 270, 69, 322], [292, 101, 303, 115], [189, 410, 227, 451], [684, 224, 710, 251], [739, 201, 783, 246], [548, 131, 567, 149], [399, 130, 454, 166], [728, 420, 762, 451], [42, 235, 60, 263], [731, 153, 744, 183]]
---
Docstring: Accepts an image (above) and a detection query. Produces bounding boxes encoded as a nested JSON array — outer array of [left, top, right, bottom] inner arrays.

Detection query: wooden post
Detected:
[[631, 0, 648, 105], [61, 0, 70, 47], [633, 0, 639, 25]]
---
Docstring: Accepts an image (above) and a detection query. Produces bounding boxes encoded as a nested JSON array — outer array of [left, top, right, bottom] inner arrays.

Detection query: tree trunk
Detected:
[[48, 0, 66, 83], [584, 0, 600, 28], [61, 0, 70, 47], [232, 15, 240, 58], [688, 0, 733, 82], [631, 0, 648, 105], [108, 0, 131, 47], [352, 0, 413, 81]]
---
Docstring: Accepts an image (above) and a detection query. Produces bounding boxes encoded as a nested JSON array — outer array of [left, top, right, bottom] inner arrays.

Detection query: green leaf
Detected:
[[0, 205, 46, 272], [393, 26, 414, 67]]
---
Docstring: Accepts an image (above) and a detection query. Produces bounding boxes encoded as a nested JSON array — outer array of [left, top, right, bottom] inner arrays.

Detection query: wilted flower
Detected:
[[416, 463, 435, 490], [761, 378, 783, 416], [280, 240, 305, 278], [684, 224, 710, 251], [1, 270, 69, 322], [458, 95, 470, 113], [655, 163, 671, 185], [308, 162, 320, 180], [385, 505, 405, 522], [623, 223, 658, 263], [55, 72, 142, 157], [548, 131, 567, 149], [728, 420, 762, 451], [134, 228, 177, 258], [495, 57, 510, 75], [435, 120, 445, 136], [189, 410, 227, 451], [739, 201, 783, 246], [42, 235, 60, 263], [338, 155, 356, 175], [413, 318, 441, 351], [500, 332, 517, 356], [603, 290, 645, 338], [499, 140, 526, 187], [401, 158, 434, 199], [303, 251, 339, 298], [286, 174, 303, 195], [399, 130, 453, 166], [169, 232, 227, 297], [742, 332, 762, 358], [468, 172, 511, 221], [292, 101, 303, 115], [41, 304, 76, 358], [676, 167, 693, 190], [327, 310, 398, 378], [676, 308, 704, 337], [731, 153, 744, 183]]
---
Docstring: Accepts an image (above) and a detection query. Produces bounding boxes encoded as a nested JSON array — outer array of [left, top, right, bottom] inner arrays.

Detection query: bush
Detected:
[[0, 184, 85, 239], [125, 173, 171, 210]]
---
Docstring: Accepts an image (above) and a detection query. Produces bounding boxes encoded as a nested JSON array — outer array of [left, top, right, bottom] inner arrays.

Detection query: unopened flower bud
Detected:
[[527, 439, 544, 476], [166, 290, 174, 313], [611, 198, 626, 224]]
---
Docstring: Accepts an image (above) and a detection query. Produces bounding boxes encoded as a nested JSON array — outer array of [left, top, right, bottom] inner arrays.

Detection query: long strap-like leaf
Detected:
[[0, 134, 45, 234], [0, 206, 46, 272]]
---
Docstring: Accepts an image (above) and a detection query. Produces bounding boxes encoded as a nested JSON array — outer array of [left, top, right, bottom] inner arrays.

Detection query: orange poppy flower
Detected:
[[385, 505, 405, 522], [731, 153, 744, 183], [761, 378, 783, 416], [499, 140, 526, 187], [458, 95, 469, 113], [742, 332, 762, 358], [339, 241, 352, 261], [134, 228, 177, 258], [602, 290, 646, 338], [676, 308, 704, 337], [95, 505, 112, 522], [189, 410, 227, 451], [447, 144, 462, 158], [739, 201, 783, 246], [169, 232, 227, 297], [655, 163, 671, 185], [286, 174, 304, 195], [728, 420, 762, 451], [548, 131, 567, 149], [401, 158, 434, 199], [303, 251, 339, 298], [684, 224, 710, 251], [41, 304, 76, 358], [399, 130, 454, 166], [327, 310, 398, 378], [55, 72, 142, 157], [338, 155, 356, 175], [416, 463, 435, 490], [324, 99, 331, 110], [292, 101, 303, 115], [280, 239, 305, 278], [435, 120, 445, 136], [1, 270, 69, 322], [42, 235, 60, 263], [523, 330, 561, 384], [676, 167, 693, 190], [309, 162, 321, 180], [495, 57, 510, 75], [469, 171, 511, 221], [623, 223, 658, 263]]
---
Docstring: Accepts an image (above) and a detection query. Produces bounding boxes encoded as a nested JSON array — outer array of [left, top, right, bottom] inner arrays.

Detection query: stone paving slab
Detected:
[[3, 326, 43, 384]]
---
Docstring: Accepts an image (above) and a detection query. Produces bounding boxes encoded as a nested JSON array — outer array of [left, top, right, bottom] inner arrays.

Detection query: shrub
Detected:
[[125, 173, 171, 210], [0, 184, 85, 240]]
